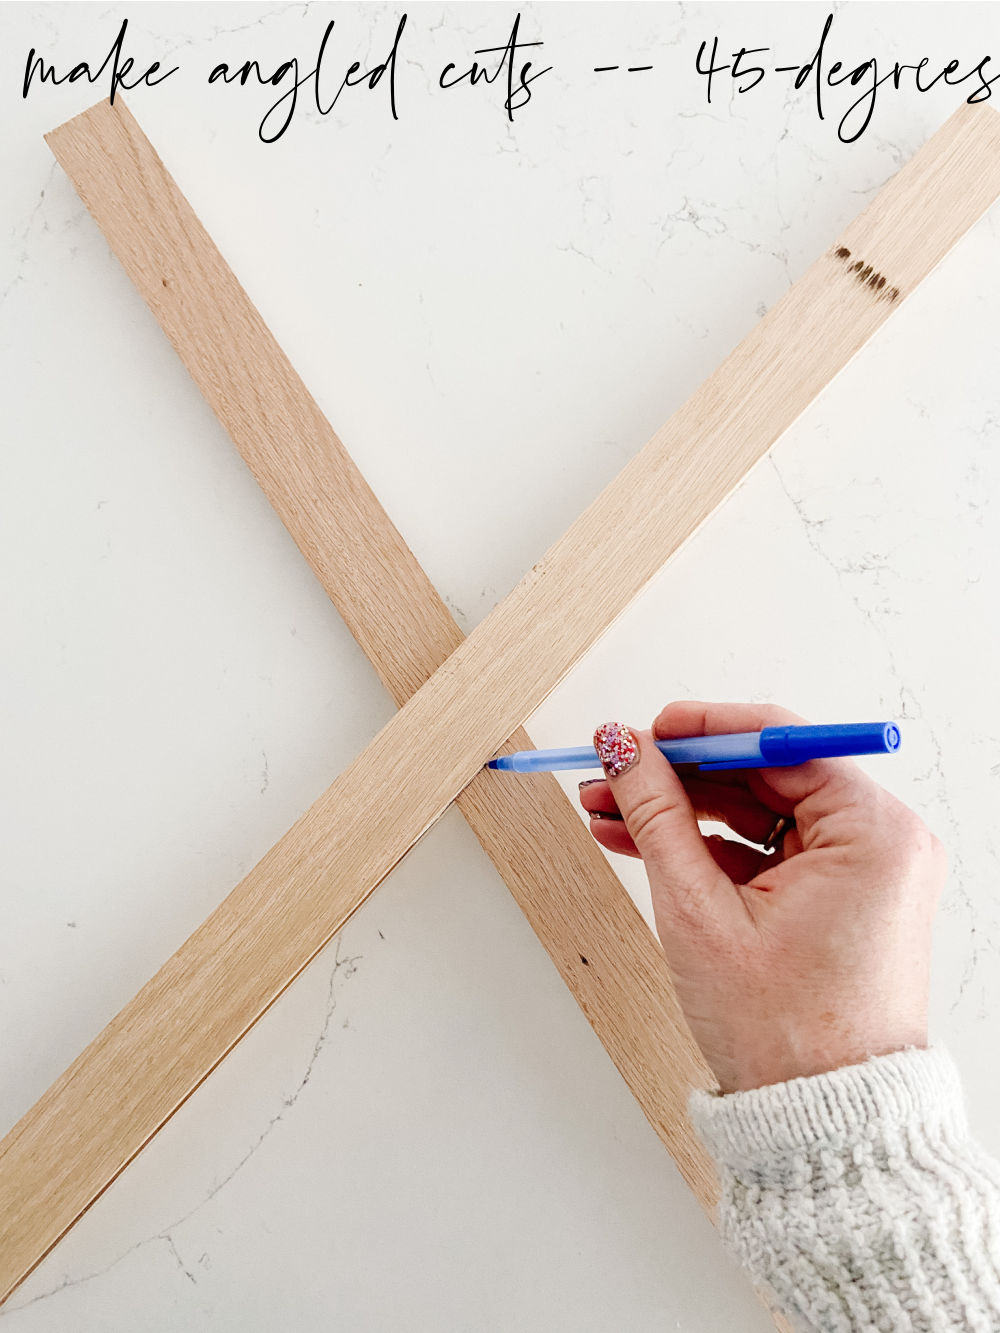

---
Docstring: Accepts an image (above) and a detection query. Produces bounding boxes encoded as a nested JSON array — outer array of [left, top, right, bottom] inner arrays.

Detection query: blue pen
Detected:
[[487, 722, 901, 773]]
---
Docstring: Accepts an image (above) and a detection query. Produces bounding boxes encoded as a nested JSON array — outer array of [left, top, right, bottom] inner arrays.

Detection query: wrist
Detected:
[[712, 1015, 929, 1094]]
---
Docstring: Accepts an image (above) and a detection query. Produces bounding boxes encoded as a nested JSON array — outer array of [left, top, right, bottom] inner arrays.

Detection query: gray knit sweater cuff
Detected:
[[691, 1046, 966, 1163], [689, 1046, 1000, 1332]]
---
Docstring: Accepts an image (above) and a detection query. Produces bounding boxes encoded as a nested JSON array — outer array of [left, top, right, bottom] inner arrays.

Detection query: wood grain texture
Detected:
[[40, 98, 716, 1188], [3, 99, 999, 1311], [0, 98, 716, 1305]]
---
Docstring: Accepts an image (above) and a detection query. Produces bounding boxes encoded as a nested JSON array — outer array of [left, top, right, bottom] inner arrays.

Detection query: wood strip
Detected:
[[4, 99, 999, 1307], [41, 98, 717, 1197], [23, 96, 768, 1319]]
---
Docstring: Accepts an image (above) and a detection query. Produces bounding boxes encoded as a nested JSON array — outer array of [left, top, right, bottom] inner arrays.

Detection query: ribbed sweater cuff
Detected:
[[689, 1046, 968, 1165]]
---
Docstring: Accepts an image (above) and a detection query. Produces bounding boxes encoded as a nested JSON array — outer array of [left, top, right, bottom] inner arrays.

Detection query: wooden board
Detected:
[[3, 98, 1000, 1308], [33, 98, 717, 1193]]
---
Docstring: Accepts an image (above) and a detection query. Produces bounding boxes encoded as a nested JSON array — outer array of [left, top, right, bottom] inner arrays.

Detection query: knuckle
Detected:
[[625, 789, 686, 846], [758, 702, 808, 727], [911, 820, 948, 876], [870, 797, 948, 884], [886, 797, 931, 845]]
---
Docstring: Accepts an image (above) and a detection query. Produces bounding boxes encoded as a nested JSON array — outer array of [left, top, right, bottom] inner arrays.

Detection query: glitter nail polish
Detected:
[[593, 721, 639, 778]]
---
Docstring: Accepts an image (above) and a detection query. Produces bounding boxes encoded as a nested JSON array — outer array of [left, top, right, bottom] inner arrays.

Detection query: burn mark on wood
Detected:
[[831, 246, 900, 302]]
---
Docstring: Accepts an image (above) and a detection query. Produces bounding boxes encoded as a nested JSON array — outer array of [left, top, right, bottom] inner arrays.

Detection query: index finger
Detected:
[[652, 699, 875, 809]]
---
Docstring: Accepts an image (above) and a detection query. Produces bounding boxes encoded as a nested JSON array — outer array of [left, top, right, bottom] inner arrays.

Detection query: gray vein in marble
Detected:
[[1, 162, 58, 314], [556, 238, 608, 275], [768, 455, 989, 1009], [162, 1234, 196, 1286], [579, 175, 611, 229], [152, 3, 311, 61], [443, 595, 468, 630], [1, 941, 361, 1318]]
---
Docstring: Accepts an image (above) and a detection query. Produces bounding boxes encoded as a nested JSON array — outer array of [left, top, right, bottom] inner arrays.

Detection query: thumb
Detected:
[[593, 721, 733, 924]]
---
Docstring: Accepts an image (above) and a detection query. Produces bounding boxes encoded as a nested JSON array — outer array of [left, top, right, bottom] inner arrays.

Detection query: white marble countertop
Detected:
[[3, 3, 1000, 1329]]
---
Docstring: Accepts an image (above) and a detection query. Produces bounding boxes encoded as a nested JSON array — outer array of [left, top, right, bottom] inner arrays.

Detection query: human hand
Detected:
[[579, 702, 947, 1093]]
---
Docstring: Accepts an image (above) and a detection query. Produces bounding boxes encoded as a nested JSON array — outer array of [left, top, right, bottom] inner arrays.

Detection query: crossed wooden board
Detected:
[[3, 96, 1000, 1319]]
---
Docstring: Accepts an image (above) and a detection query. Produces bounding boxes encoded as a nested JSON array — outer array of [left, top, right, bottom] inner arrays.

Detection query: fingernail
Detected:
[[593, 721, 639, 778], [590, 810, 624, 822], [578, 778, 603, 789]]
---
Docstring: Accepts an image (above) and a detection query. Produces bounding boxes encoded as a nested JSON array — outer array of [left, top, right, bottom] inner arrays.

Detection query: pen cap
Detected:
[[759, 722, 901, 765]]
